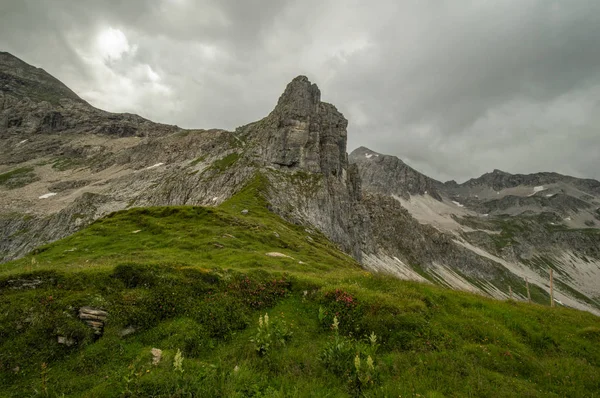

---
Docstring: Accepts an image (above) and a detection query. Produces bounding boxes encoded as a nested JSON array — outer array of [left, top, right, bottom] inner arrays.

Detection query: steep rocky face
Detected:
[[241, 76, 348, 177], [349, 147, 443, 200], [236, 76, 370, 259]]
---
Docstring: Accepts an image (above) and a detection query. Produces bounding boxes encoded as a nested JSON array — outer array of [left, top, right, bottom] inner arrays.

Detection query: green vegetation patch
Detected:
[[51, 156, 86, 171], [0, 167, 39, 189], [189, 155, 206, 167], [209, 153, 240, 173]]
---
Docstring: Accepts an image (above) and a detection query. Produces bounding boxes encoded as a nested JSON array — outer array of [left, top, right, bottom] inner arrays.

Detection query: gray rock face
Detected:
[[240, 75, 348, 177], [349, 147, 443, 200], [238, 76, 371, 260]]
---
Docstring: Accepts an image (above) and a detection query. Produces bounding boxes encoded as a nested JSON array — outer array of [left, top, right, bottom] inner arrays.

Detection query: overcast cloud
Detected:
[[1, 0, 599, 182]]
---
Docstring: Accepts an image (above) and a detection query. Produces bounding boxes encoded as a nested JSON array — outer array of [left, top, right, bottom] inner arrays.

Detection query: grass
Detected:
[[1, 175, 600, 397], [0, 167, 38, 189], [189, 156, 206, 167], [52, 157, 86, 171], [209, 153, 240, 173]]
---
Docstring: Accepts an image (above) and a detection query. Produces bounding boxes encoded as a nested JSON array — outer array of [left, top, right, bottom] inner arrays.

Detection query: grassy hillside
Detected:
[[1, 176, 599, 397]]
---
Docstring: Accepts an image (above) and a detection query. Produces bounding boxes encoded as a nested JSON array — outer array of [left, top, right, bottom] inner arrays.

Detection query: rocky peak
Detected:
[[244, 76, 348, 177], [349, 146, 443, 200], [0, 52, 85, 105], [271, 75, 321, 120]]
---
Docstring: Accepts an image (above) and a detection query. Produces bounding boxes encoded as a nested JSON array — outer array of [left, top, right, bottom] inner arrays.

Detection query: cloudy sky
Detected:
[[1, 0, 599, 182]]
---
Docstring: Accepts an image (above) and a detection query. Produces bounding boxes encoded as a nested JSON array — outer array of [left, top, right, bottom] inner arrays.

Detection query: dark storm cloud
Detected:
[[1, 0, 599, 182]]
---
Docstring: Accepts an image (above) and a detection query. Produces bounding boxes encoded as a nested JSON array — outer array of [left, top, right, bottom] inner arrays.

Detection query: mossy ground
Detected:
[[1, 176, 599, 397]]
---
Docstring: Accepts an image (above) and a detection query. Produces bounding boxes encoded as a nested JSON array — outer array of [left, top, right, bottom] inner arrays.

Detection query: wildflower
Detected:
[[369, 331, 377, 346], [354, 354, 361, 371], [264, 313, 269, 327], [173, 349, 184, 373], [367, 355, 374, 370], [233, 365, 239, 373], [332, 316, 339, 330], [259, 315, 263, 329]]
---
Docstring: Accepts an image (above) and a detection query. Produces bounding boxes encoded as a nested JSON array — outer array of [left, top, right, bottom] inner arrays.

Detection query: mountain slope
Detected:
[[1, 179, 599, 397], [351, 147, 600, 315]]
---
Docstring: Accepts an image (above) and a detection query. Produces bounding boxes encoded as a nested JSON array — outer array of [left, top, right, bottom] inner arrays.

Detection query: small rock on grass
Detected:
[[151, 348, 162, 365]]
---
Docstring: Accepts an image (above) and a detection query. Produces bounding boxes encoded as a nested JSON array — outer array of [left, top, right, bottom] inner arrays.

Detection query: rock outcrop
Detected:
[[237, 76, 371, 259], [78, 307, 108, 336]]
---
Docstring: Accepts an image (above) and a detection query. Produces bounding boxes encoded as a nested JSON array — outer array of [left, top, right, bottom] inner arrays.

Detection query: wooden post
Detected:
[[526, 277, 531, 304], [509, 286, 513, 300], [549, 269, 555, 307]]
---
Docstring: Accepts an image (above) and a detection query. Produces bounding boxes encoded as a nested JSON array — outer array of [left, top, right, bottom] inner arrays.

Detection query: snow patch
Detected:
[[365, 153, 373, 159], [17, 139, 28, 146], [39, 193, 57, 199], [451, 201, 464, 208], [146, 163, 164, 170], [528, 185, 546, 196]]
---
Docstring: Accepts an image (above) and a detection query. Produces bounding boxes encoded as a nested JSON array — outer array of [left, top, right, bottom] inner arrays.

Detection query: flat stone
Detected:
[[57, 336, 76, 346]]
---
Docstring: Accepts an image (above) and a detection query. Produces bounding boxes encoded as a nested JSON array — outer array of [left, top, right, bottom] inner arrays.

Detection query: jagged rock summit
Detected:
[[242, 75, 348, 177]]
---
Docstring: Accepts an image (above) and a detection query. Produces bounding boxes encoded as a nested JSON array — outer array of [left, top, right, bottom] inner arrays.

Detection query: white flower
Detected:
[[173, 349, 184, 372], [354, 354, 361, 371], [369, 331, 377, 346], [367, 355, 374, 370]]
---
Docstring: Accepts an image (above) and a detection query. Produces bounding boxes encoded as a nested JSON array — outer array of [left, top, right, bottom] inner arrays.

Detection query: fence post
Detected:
[[550, 269, 555, 307], [526, 277, 531, 304], [509, 286, 513, 300]]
